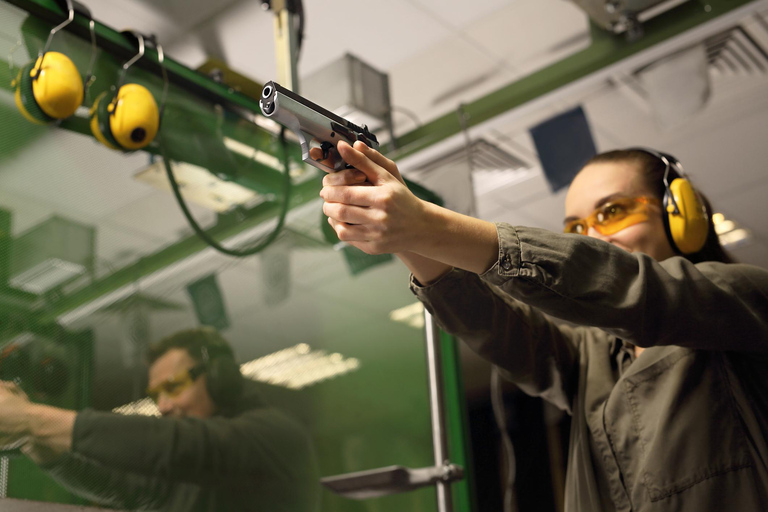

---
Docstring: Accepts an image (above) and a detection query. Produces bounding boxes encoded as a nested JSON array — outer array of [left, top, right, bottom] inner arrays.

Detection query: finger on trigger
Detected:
[[336, 141, 384, 181]]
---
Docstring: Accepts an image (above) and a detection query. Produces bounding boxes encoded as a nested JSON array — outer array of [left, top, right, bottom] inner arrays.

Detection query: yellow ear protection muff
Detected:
[[628, 148, 709, 255], [90, 31, 168, 151], [11, 0, 97, 125]]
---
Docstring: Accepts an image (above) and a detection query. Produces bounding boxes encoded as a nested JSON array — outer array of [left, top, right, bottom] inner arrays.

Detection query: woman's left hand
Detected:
[[320, 140, 431, 255]]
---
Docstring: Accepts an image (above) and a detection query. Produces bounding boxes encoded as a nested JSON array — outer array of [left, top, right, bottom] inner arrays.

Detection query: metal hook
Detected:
[[154, 41, 169, 125], [7, 38, 23, 82], [116, 32, 145, 92], [35, 0, 75, 79], [83, 18, 97, 101]]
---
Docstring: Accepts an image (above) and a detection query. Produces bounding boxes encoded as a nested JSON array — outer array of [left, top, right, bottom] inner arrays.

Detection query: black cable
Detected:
[[160, 128, 292, 258], [294, 0, 305, 60]]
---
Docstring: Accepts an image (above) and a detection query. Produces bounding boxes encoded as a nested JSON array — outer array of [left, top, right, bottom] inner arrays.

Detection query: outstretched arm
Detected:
[[0, 382, 75, 464], [318, 141, 768, 352], [315, 141, 499, 283]]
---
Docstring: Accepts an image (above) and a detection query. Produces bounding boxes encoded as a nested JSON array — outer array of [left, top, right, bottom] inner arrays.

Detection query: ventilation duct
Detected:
[[705, 25, 768, 75], [405, 139, 530, 215]]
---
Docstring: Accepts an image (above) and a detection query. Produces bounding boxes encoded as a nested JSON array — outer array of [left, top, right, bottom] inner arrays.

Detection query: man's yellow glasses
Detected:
[[564, 196, 660, 236], [147, 364, 205, 403]]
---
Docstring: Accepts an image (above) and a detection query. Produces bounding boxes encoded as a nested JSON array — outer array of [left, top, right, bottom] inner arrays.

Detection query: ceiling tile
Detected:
[[407, 0, 513, 29], [298, 0, 451, 76], [389, 37, 511, 124], [89, 0, 179, 41], [463, 0, 590, 69]]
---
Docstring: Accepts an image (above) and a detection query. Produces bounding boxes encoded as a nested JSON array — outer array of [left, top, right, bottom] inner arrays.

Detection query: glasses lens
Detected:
[[147, 369, 194, 403], [594, 198, 652, 235], [564, 220, 587, 234]]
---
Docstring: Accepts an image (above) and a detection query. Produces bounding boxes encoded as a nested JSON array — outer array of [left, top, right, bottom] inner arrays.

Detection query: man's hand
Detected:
[[0, 381, 33, 449], [0, 380, 75, 464]]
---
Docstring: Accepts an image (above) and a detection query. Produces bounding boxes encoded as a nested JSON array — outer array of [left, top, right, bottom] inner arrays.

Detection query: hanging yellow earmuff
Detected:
[[14, 52, 81, 124], [90, 31, 167, 151], [12, 0, 96, 125]]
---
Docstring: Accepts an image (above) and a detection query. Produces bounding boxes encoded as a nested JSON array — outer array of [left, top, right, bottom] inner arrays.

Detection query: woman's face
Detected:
[[564, 160, 676, 261]]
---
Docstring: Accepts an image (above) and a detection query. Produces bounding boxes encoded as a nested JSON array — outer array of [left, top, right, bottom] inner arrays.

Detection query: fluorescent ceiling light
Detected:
[[712, 212, 752, 247], [9, 258, 86, 294], [718, 228, 751, 247], [240, 343, 359, 390], [222, 136, 282, 172], [134, 160, 265, 213], [714, 219, 736, 236], [389, 302, 425, 330], [113, 397, 160, 417], [223, 136, 317, 183], [252, 115, 282, 134]]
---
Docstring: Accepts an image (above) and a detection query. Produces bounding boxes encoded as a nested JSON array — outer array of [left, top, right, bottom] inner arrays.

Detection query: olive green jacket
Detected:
[[43, 381, 319, 512], [411, 224, 768, 512]]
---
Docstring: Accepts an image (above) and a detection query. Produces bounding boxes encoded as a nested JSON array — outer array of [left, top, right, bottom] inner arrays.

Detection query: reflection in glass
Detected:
[[0, 2, 439, 511]]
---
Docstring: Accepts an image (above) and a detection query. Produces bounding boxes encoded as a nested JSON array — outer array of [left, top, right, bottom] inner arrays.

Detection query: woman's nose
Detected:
[[587, 226, 611, 242]]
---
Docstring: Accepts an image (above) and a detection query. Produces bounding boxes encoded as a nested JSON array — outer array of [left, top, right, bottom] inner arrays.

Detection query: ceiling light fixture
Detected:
[[712, 212, 752, 247], [389, 302, 425, 330], [134, 160, 266, 213], [240, 343, 359, 390]]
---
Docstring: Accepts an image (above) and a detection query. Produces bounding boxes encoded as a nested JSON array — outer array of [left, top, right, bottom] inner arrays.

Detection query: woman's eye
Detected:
[[603, 203, 627, 219]]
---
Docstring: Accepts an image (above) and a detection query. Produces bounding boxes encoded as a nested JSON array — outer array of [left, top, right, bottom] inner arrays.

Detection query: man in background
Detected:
[[0, 327, 319, 512]]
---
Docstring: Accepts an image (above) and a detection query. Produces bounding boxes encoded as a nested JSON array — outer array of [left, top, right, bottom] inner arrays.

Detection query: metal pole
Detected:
[[270, 0, 300, 92], [0, 456, 8, 498], [424, 308, 453, 512]]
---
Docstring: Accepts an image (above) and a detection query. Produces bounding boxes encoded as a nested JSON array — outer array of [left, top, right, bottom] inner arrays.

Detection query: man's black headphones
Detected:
[[196, 332, 243, 410], [626, 148, 709, 255]]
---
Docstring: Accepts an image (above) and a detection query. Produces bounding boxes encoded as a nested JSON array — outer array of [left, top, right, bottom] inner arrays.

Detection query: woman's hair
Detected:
[[583, 149, 733, 264]]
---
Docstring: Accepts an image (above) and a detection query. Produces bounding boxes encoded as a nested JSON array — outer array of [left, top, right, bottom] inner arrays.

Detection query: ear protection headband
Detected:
[[90, 31, 168, 151], [199, 338, 243, 409], [12, 0, 97, 124], [628, 148, 709, 254]]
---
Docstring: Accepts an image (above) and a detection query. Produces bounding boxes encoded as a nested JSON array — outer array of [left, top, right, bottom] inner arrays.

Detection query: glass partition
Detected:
[[0, 2, 461, 510]]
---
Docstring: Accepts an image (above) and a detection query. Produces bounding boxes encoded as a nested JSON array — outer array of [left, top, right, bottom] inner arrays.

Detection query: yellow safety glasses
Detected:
[[147, 364, 205, 403], [564, 196, 660, 236]]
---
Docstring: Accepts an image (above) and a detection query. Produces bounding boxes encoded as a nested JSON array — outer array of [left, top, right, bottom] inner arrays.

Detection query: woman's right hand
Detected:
[[312, 139, 498, 281], [316, 140, 431, 256]]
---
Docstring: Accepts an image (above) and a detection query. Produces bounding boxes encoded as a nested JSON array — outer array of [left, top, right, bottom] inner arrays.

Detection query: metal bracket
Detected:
[[320, 463, 465, 500]]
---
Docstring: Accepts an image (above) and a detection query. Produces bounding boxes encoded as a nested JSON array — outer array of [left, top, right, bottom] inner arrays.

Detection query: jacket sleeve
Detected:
[[71, 407, 312, 486], [411, 268, 584, 414], [41, 452, 169, 510], [482, 223, 768, 352]]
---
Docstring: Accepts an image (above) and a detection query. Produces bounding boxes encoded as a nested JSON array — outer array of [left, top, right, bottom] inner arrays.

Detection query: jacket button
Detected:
[[500, 254, 512, 271]]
